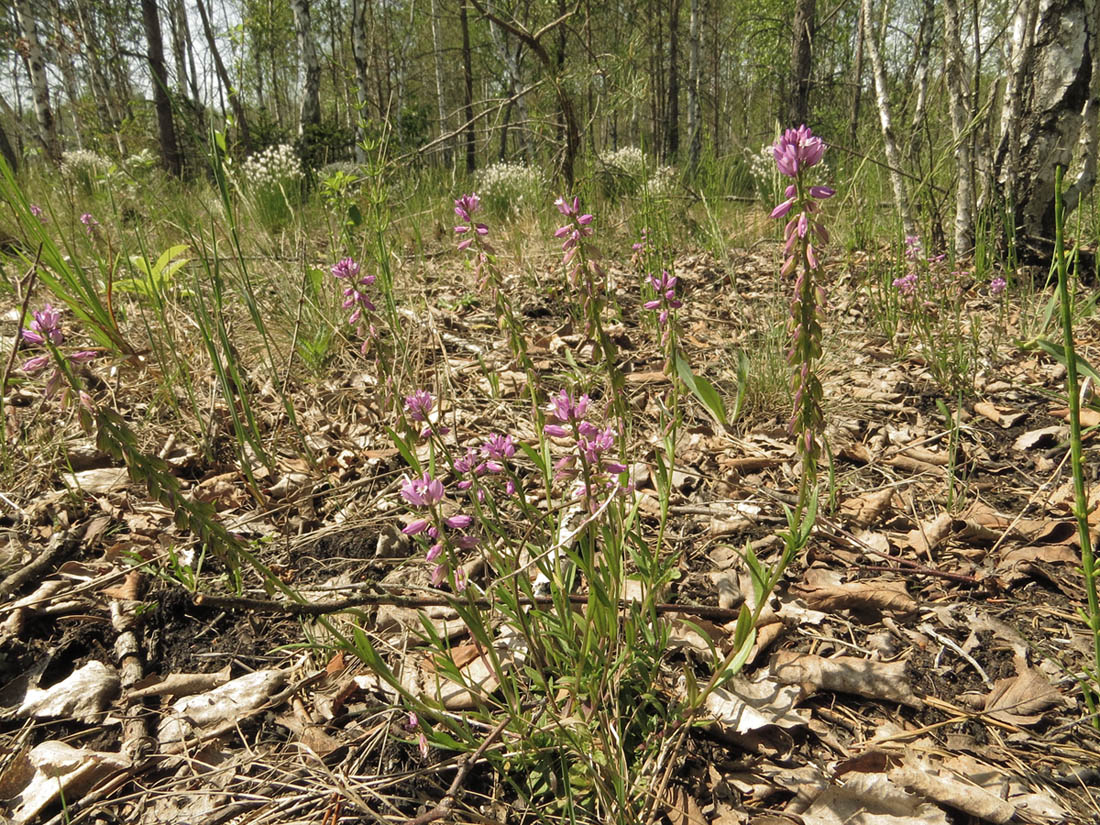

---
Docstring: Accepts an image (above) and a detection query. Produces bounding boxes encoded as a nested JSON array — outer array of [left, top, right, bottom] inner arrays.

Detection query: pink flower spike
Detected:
[[20, 355, 49, 374], [403, 519, 430, 535], [770, 199, 796, 219]]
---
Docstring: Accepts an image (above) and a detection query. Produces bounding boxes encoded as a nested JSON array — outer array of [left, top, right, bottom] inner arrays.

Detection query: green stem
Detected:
[[1054, 165, 1100, 714]]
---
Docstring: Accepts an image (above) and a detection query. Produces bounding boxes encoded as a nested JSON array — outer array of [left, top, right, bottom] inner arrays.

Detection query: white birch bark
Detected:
[[860, 0, 915, 238], [429, 0, 451, 164], [687, 0, 701, 169], [997, 0, 1092, 250], [943, 0, 974, 254], [351, 0, 370, 162], [291, 0, 322, 133], [488, 0, 531, 161], [1064, 0, 1100, 214], [15, 0, 59, 163]]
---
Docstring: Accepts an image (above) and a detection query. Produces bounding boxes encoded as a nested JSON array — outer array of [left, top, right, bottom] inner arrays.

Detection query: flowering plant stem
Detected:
[[1053, 166, 1100, 720]]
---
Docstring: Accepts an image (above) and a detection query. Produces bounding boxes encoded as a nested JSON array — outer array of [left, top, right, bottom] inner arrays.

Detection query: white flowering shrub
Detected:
[[644, 165, 677, 199], [124, 149, 158, 175], [601, 146, 646, 179], [240, 143, 305, 189], [596, 146, 669, 198], [237, 144, 307, 228], [61, 149, 112, 192], [475, 162, 544, 216]]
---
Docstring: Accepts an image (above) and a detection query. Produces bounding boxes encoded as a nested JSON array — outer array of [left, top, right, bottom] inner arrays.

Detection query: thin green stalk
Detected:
[[1054, 165, 1100, 715]]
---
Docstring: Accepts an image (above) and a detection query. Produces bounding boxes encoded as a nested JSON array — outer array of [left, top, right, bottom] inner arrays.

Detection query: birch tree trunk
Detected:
[[291, 0, 322, 136], [429, 0, 452, 165], [996, 0, 1095, 257], [943, 0, 974, 254], [14, 0, 60, 163], [488, 0, 531, 162], [848, 1, 864, 149], [906, 0, 933, 166], [140, 0, 182, 176], [351, 0, 371, 162], [460, 0, 476, 174], [860, 0, 915, 238], [788, 0, 815, 127], [195, 0, 251, 151], [687, 0, 701, 170], [665, 0, 681, 159]]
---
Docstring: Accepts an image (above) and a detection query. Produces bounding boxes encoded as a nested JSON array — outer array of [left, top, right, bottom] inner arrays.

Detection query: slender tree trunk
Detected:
[[0, 94, 17, 172], [429, 0, 451, 165], [943, 0, 974, 254], [461, 0, 476, 174], [196, 0, 251, 151], [996, 0, 1095, 255], [907, 0, 933, 166], [1064, 0, 1100, 215], [687, 0, 702, 170], [141, 0, 182, 176], [15, 0, 59, 163], [848, 0, 864, 149], [665, 0, 681, 159], [468, 0, 581, 187], [50, 0, 82, 147], [351, 0, 370, 162], [488, 2, 530, 161], [291, 0, 322, 138], [788, 0, 815, 126], [861, 0, 916, 237]]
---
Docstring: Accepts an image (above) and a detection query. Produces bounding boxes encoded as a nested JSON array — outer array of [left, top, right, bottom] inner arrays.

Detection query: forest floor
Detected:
[[2, 228, 1100, 825]]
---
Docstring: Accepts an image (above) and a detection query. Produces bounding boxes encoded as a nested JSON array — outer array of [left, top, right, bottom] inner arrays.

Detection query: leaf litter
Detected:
[[1, 241, 1099, 824]]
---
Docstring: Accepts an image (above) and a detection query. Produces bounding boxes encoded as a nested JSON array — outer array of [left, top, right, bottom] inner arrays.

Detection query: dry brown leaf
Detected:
[[124, 665, 233, 704], [981, 657, 1068, 725], [840, 487, 895, 528], [0, 741, 129, 824], [798, 771, 948, 825], [906, 512, 954, 557], [12, 661, 119, 722], [157, 669, 287, 744], [772, 651, 922, 708], [1050, 406, 1100, 427], [888, 763, 1015, 824], [1013, 425, 1063, 452], [790, 575, 917, 620]]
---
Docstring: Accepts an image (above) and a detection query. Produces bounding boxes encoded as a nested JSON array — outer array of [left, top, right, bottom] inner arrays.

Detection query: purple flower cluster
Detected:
[[455, 433, 518, 499], [990, 276, 1007, 297], [400, 470, 478, 589], [454, 194, 488, 251], [80, 212, 99, 233], [543, 389, 628, 510], [644, 270, 682, 337], [772, 125, 826, 178], [331, 257, 376, 323], [770, 125, 833, 474], [554, 196, 594, 266], [29, 204, 46, 223], [553, 196, 607, 333], [404, 390, 448, 438], [893, 272, 918, 295], [454, 193, 495, 291], [19, 304, 96, 408]]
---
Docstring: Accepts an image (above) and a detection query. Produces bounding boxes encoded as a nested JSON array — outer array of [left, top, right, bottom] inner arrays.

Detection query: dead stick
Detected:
[[0, 245, 42, 395], [403, 713, 512, 825], [194, 590, 744, 621]]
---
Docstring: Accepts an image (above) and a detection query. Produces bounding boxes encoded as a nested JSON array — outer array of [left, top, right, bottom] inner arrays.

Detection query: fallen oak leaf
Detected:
[[772, 651, 922, 708]]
